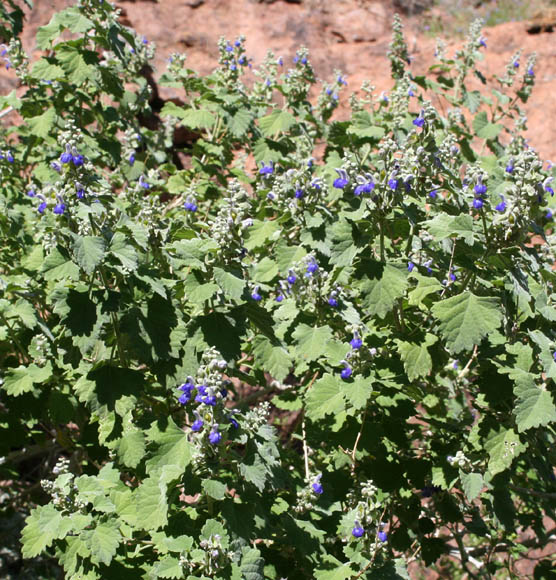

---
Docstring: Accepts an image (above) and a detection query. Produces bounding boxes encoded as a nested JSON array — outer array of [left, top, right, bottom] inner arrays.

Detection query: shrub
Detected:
[[0, 1, 555, 578]]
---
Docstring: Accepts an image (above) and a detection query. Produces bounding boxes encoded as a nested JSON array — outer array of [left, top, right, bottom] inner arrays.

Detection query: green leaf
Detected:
[[473, 111, 502, 140], [252, 335, 292, 381], [116, 429, 146, 469], [135, 472, 168, 531], [396, 334, 437, 381], [155, 555, 184, 579], [314, 555, 354, 580], [361, 263, 408, 319], [484, 427, 525, 476], [202, 479, 227, 501], [56, 45, 98, 85], [460, 472, 483, 501], [240, 548, 265, 580], [341, 376, 373, 411], [172, 107, 215, 129], [346, 111, 386, 140], [213, 267, 245, 300], [73, 236, 105, 275], [292, 324, 333, 363], [41, 247, 80, 281], [425, 213, 475, 245], [306, 373, 346, 421], [109, 232, 138, 271], [227, 109, 253, 138], [259, 110, 296, 137], [330, 219, 360, 267], [463, 90, 481, 113], [21, 504, 75, 558], [431, 292, 503, 353], [3, 363, 52, 396], [27, 107, 56, 138], [84, 521, 120, 566], [244, 220, 281, 251], [512, 373, 556, 433], [30, 58, 64, 80], [408, 274, 443, 308], [145, 418, 193, 474]]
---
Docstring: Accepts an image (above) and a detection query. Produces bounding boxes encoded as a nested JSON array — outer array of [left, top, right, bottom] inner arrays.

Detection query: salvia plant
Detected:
[[0, 1, 555, 578]]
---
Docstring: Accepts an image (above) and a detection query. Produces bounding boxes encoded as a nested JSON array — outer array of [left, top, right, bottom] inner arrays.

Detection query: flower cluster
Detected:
[[176, 347, 238, 446]]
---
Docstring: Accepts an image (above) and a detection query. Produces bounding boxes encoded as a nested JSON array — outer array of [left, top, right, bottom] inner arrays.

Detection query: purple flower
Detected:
[[354, 181, 374, 196], [60, 146, 72, 164], [429, 190, 437, 199], [312, 482, 323, 494], [505, 160, 514, 174], [209, 426, 222, 444], [408, 261, 415, 272], [340, 363, 352, 380], [76, 185, 85, 199], [527, 67, 534, 77], [6, 150, 14, 163], [495, 196, 507, 212], [350, 333, 363, 350], [72, 153, 84, 167], [294, 188, 304, 199], [53, 202, 66, 215], [38, 201, 47, 214], [413, 114, 425, 128], [277, 56, 284, 66], [513, 60, 520, 68], [50, 161, 61, 173], [352, 524, 365, 538], [184, 199, 197, 212], [191, 411, 204, 432], [473, 198, 484, 209], [479, 37, 487, 48], [178, 391, 192, 405], [306, 260, 318, 275], [333, 177, 348, 189], [234, 40, 241, 47], [276, 294, 284, 302], [229, 416, 239, 429], [408, 88, 415, 97], [259, 162, 274, 176], [449, 270, 457, 282], [229, 63, 237, 71], [129, 152, 135, 165], [225, 44, 233, 52], [138, 175, 150, 189], [251, 286, 262, 301], [301, 56, 308, 65], [378, 531, 388, 542], [388, 178, 399, 191], [287, 270, 297, 284], [547, 209, 553, 220], [27, 189, 36, 197], [474, 183, 487, 195], [328, 296, 338, 307], [238, 56, 246, 65]]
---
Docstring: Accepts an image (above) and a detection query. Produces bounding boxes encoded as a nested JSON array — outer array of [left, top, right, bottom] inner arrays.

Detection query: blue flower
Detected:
[[449, 270, 457, 282], [301, 56, 308, 65], [60, 146, 72, 164], [474, 182, 487, 195], [408, 261, 415, 272], [294, 188, 304, 199], [238, 56, 246, 65], [333, 168, 349, 189], [259, 162, 274, 175], [388, 178, 399, 191], [378, 531, 388, 542], [251, 286, 262, 301], [27, 189, 36, 197], [178, 391, 192, 405], [277, 56, 284, 66], [275, 294, 284, 302], [328, 296, 338, 307], [413, 111, 425, 127], [76, 185, 85, 199], [191, 411, 204, 432], [429, 190, 437, 198], [312, 482, 323, 494], [129, 152, 135, 165], [225, 44, 233, 52], [72, 153, 84, 166], [340, 363, 352, 380], [6, 150, 14, 163], [37, 201, 47, 214], [287, 270, 297, 284], [479, 37, 487, 48], [53, 202, 66, 215], [350, 333, 362, 350], [495, 196, 507, 212], [354, 181, 374, 196], [513, 59, 520, 68], [546, 210, 553, 220], [229, 63, 237, 71], [138, 175, 150, 189], [234, 40, 241, 47], [473, 198, 484, 209], [184, 199, 198, 212], [209, 425, 222, 444], [306, 260, 319, 275], [229, 416, 239, 429], [527, 67, 534, 77], [352, 524, 365, 538], [505, 160, 514, 174]]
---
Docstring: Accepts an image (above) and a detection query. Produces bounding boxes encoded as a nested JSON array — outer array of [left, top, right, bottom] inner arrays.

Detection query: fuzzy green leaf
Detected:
[[259, 110, 296, 137], [73, 236, 105, 275], [84, 521, 120, 566], [431, 292, 502, 353], [361, 263, 408, 319], [425, 213, 475, 245], [292, 324, 333, 363], [306, 373, 346, 420], [460, 471, 483, 501]]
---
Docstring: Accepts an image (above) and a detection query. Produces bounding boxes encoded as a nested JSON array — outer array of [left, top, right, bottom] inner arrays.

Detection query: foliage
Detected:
[[0, 1, 555, 578]]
